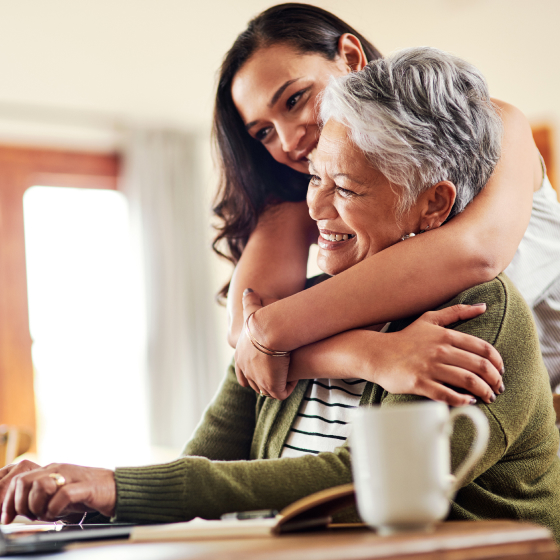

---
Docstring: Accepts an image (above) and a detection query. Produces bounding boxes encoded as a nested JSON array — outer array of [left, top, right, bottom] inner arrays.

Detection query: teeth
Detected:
[[308, 148, 317, 161], [320, 232, 353, 242]]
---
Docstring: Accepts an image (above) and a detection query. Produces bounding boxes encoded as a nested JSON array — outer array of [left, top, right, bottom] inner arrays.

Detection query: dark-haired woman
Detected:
[[213, 3, 560, 400]]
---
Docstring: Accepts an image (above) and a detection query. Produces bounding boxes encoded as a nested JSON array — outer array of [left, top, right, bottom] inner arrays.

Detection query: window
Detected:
[[0, 145, 122, 460], [23, 186, 149, 467]]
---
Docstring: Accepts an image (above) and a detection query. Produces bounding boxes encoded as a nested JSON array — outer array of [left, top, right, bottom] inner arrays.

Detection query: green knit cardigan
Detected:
[[114, 274, 560, 542]]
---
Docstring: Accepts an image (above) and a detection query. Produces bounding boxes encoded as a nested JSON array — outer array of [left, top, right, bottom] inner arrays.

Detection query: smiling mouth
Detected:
[[319, 231, 355, 242]]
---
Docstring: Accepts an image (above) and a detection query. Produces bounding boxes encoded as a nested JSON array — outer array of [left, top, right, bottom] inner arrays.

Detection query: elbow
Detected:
[[474, 258, 502, 286], [460, 234, 503, 286]]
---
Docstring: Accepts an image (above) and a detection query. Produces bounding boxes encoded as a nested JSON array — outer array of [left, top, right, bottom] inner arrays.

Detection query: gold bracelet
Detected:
[[245, 311, 291, 358]]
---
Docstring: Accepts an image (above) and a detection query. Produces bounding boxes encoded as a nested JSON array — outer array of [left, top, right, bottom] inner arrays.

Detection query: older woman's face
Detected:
[[307, 120, 411, 276]]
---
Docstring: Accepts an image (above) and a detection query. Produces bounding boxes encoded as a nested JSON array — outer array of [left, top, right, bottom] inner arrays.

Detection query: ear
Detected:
[[416, 181, 457, 230], [337, 33, 368, 72]]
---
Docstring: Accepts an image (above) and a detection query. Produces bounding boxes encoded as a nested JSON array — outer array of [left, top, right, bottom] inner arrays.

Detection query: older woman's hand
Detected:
[[0, 461, 41, 507], [1, 463, 115, 524], [234, 289, 297, 400]]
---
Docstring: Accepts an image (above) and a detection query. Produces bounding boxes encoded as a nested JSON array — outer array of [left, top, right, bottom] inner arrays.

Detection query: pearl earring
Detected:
[[400, 224, 430, 242], [400, 232, 416, 241]]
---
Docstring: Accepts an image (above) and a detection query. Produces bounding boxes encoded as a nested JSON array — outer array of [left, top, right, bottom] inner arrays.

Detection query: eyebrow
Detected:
[[269, 78, 301, 108], [244, 77, 302, 132], [309, 163, 366, 186], [333, 173, 367, 186]]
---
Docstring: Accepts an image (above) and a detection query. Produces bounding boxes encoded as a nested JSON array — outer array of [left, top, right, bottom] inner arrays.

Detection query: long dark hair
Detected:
[[212, 3, 382, 300]]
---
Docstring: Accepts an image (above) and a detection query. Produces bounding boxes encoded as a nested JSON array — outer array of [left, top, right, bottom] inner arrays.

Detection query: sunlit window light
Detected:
[[23, 186, 151, 469]]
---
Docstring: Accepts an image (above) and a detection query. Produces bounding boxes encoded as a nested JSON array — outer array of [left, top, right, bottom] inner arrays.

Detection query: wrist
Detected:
[[300, 330, 381, 381], [346, 330, 383, 382], [250, 305, 293, 352], [103, 469, 117, 518]]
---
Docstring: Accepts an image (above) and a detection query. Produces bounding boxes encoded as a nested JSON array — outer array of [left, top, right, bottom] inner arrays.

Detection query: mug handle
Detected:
[[447, 406, 490, 499]]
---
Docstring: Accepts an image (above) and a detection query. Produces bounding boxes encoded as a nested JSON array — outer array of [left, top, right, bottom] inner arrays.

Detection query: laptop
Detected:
[[0, 522, 134, 555]]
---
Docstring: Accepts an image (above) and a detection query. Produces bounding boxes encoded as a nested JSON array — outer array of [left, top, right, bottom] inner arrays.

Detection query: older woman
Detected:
[[1, 47, 559, 540]]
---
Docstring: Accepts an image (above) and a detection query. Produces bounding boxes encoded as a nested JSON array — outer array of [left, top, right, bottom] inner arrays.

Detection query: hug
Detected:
[[1, 42, 559, 541]]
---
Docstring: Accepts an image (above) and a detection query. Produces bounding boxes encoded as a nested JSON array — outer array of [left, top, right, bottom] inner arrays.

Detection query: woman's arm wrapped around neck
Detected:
[[232, 101, 539, 396]]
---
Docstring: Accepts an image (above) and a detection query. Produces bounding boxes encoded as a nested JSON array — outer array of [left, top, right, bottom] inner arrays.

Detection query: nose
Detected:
[[307, 182, 338, 222], [276, 122, 306, 154]]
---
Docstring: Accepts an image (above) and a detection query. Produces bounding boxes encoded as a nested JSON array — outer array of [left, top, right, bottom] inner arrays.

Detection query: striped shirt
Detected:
[[281, 378, 366, 457]]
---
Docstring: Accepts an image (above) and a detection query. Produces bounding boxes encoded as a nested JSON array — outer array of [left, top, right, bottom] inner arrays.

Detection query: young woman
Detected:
[[213, 3, 556, 401]]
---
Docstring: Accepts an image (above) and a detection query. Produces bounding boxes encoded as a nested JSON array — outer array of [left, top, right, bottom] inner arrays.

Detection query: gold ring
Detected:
[[48, 473, 66, 488]]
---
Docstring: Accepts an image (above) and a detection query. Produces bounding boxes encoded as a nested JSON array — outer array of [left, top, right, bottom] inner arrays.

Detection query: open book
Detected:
[[130, 483, 358, 542]]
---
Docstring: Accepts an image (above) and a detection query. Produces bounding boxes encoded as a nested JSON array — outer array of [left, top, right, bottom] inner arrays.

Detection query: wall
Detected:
[[1, 0, 558, 130]]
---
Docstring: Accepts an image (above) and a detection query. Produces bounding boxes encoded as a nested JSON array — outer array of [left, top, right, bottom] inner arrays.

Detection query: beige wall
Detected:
[[0, 0, 558, 361], [0, 0, 558, 134]]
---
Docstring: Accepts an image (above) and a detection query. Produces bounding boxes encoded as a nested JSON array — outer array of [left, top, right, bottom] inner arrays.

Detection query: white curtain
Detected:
[[121, 129, 222, 451]]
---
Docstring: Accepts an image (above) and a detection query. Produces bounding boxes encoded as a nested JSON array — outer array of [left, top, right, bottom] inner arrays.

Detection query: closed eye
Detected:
[[309, 175, 321, 186], [336, 186, 356, 198]]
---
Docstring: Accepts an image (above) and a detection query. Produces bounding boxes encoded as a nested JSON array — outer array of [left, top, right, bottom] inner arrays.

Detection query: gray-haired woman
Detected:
[[1, 47, 559, 542]]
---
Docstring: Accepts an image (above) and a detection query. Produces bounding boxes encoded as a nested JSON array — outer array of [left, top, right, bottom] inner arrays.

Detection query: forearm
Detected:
[[252, 101, 539, 351], [287, 330, 377, 382], [227, 201, 314, 347], [114, 448, 353, 523], [252, 240, 490, 350]]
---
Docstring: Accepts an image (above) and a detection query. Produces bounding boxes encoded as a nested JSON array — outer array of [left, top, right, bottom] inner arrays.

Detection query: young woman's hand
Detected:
[[0, 463, 116, 524], [366, 304, 504, 405], [234, 289, 297, 400], [286, 303, 504, 407]]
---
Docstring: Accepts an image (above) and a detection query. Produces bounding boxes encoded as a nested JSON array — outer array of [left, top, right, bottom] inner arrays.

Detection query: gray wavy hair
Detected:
[[320, 47, 503, 218]]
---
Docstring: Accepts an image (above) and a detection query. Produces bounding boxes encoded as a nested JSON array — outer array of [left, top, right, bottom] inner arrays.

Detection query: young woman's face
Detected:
[[231, 43, 351, 175]]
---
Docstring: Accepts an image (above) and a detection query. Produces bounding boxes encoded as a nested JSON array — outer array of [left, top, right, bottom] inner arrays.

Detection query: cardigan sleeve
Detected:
[[181, 362, 257, 461], [114, 446, 353, 523]]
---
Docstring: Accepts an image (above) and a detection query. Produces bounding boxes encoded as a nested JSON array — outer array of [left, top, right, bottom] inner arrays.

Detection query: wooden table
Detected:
[[7, 520, 558, 560]]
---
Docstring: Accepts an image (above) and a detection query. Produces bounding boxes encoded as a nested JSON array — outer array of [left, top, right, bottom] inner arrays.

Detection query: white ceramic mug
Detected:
[[351, 401, 489, 535]]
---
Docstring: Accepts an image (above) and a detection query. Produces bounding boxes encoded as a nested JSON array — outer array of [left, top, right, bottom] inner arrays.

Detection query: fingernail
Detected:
[[489, 392, 496, 403], [243, 288, 253, 296], [472, 303, 486, 309], [469, 397, 477, 405], [499, 366, 505, 376], [498, 382, 505, 394]]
